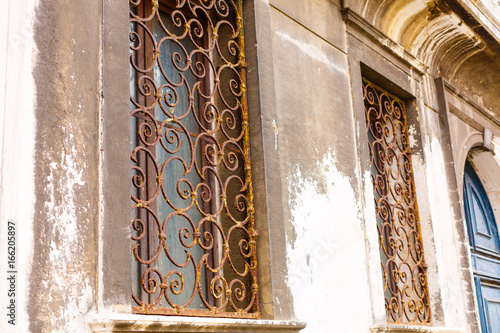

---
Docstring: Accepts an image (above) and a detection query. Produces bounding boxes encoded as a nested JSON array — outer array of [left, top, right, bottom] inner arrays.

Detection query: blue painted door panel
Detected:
[[481, 284, 500, 331], [464, 162, 500, 255], [464, 161, 500, 333]]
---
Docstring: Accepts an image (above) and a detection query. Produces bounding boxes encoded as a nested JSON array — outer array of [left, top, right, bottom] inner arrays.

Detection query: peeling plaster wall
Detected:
[[26, 0, 101, 331], [35, 126, 95, 333], [269, 1, 373, 331], [286, 151, 372, 332], [267, 0, 500, 330]]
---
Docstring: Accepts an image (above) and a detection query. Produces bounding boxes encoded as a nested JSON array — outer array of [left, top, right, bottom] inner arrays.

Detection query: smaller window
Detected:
[[363, 78, 431, 324]]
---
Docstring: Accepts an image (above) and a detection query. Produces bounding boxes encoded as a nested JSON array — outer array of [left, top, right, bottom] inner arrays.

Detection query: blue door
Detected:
[[464, 161, 500, 332]]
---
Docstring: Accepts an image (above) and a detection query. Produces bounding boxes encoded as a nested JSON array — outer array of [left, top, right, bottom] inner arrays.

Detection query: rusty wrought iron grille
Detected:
[[129, 0, 260, 318], [363, 79, 431, 324]]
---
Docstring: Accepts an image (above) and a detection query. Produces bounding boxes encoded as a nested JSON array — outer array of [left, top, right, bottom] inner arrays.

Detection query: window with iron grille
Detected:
[[129, 0, 260, 318], [362, 78, 431, 324]]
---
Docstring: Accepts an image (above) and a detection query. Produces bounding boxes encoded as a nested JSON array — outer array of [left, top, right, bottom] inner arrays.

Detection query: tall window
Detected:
[[129, 0, 260, 318], [363, 78, 431, 324], [464, 160, 500, 332]]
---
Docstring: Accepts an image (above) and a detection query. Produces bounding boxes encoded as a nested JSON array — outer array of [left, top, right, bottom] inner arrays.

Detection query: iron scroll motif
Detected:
[[363, 79, 431, 324], [130, 0, 260, 318]]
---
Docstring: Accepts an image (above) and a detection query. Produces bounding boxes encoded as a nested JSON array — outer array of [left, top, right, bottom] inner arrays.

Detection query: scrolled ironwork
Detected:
[[363, 79, 431, 324], [130, 0, 259, 318]]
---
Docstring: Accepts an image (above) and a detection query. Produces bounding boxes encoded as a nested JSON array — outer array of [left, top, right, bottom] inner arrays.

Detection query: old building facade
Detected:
[[1, 0, 500, 332]]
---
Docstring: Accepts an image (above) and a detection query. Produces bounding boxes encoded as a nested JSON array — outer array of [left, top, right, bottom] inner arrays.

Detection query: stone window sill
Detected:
[[90, 313, 306, 333], [371, 325, 461, 333]]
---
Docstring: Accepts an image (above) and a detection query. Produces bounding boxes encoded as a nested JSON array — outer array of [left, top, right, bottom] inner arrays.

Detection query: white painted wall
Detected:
[[285, 150, 373, 332], [0, 0, 37, 332]]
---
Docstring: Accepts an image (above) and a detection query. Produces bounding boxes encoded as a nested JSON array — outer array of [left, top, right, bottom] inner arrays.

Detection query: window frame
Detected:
[[344, 8, 445, 328], [98, 0, 301, 329], [129, 0, 260, 318], [362, 77, 431, 324]]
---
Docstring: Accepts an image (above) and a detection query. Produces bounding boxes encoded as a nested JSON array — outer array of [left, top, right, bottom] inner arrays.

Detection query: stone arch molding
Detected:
[[467, 148, 500, 227], [456, 132, 484, 185], [343, 0, 500, 116]]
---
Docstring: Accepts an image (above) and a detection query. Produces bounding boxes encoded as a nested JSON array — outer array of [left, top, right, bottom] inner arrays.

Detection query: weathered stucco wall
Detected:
[[418, 105, 475, 331], [269, 1, 373, 331], [26, 0, 101, 331], [268, 0, 500, 331]]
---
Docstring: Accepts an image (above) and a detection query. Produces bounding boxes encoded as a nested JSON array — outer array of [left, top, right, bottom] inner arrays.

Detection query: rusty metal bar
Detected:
[[363, 79, 431, 324], [129, 0, 260, 318]]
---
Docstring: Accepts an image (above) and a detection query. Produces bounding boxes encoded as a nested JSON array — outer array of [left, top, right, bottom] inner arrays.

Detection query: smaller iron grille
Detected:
[[363, 79, 431, 324]]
